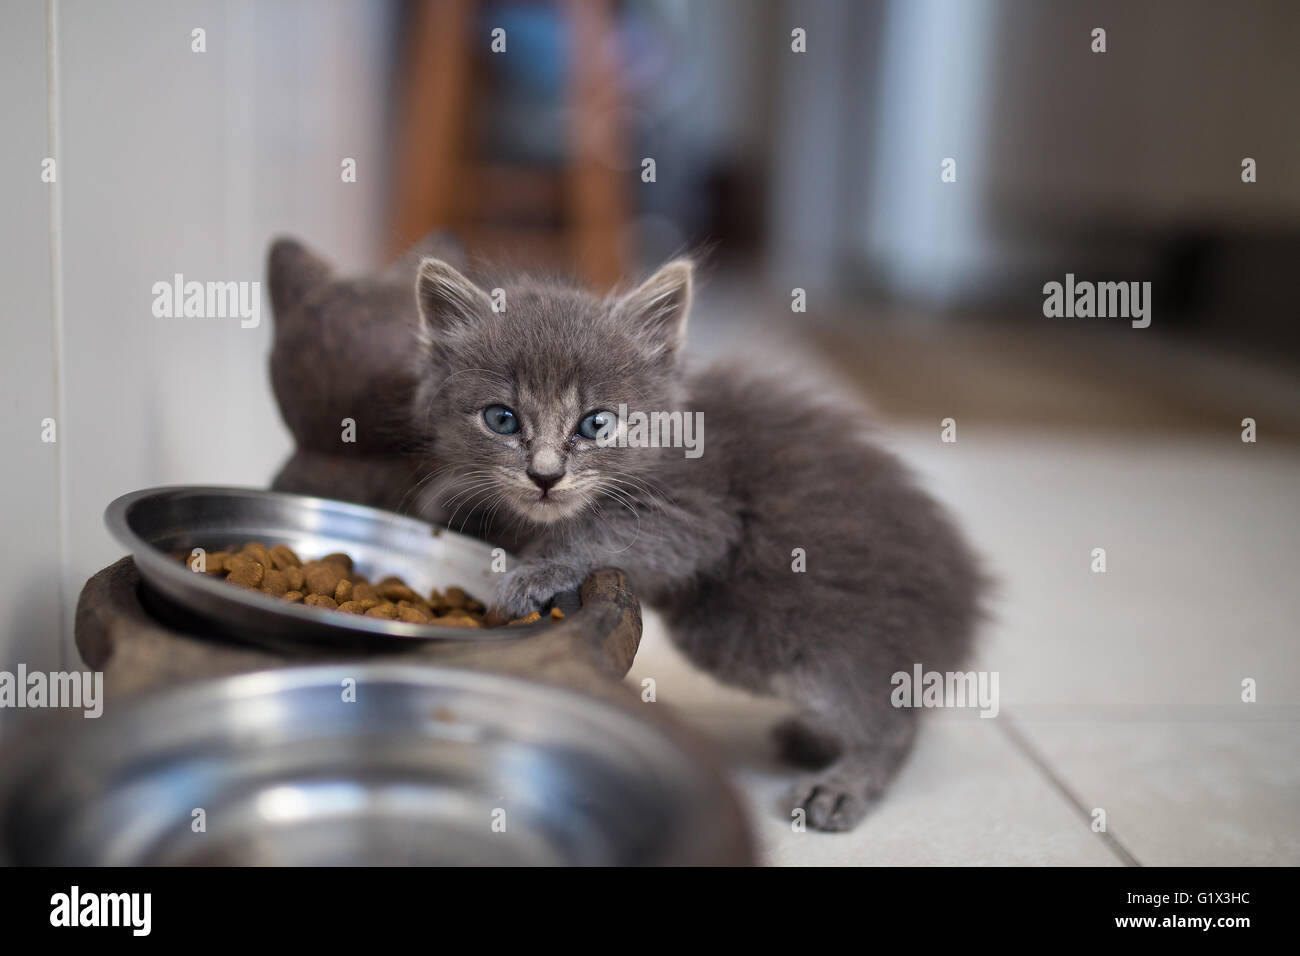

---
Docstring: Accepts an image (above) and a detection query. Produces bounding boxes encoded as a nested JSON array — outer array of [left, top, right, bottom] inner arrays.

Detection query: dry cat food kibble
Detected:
[[181, 543, 563, 628]]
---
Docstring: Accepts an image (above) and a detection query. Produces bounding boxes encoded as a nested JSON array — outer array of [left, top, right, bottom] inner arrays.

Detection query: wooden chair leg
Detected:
[[564, 0, 629, 291], [389, 0, 474, 259]]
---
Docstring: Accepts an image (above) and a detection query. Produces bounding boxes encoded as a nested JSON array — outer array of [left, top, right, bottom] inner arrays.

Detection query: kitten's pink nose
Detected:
[[527, 469, 563, 493]]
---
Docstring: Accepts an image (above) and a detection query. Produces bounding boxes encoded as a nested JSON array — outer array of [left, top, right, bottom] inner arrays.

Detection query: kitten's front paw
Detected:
[[786, 770, 876, 832], [495, 562, 585, 618]]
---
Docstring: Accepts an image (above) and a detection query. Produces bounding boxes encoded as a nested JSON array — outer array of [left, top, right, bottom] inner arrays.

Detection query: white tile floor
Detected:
[[625, 426, 1300, 865]]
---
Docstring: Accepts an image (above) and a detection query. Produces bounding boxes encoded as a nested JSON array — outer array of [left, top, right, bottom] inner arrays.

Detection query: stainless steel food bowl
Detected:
[[105, 485, 544, 651], [0, 665, 753, 865]]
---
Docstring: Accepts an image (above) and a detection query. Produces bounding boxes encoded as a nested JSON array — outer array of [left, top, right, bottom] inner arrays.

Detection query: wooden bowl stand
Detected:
[[76, 557, 643, 701]]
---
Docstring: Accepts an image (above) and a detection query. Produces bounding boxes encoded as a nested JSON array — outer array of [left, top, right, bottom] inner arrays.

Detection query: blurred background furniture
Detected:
[[389, 0, 628, 288]]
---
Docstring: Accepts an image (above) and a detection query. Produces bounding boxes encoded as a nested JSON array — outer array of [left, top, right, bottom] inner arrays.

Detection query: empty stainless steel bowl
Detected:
[[0, 664, 753, 866], [105, 485, 536, 650]]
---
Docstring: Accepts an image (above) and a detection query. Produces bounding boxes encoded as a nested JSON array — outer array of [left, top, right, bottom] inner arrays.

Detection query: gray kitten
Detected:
[[410, 257, 984, 831], [266, 233, 450, 512]]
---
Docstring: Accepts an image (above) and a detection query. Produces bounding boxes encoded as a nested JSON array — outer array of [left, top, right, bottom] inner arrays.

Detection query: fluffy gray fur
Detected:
[[410, 257, 984, 831]]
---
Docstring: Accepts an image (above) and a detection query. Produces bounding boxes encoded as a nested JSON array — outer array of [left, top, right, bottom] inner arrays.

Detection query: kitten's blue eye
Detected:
[[577, 410, 614, 441], [483, 405, 519, 435]]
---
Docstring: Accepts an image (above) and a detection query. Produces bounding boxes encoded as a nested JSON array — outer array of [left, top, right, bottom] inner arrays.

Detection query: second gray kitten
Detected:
[[410, 257, 984, 831]]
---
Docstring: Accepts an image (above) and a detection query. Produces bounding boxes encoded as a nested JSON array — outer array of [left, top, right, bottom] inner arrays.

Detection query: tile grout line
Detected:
[[45, 0, 71, 670], [995, 712, 1142, 867]]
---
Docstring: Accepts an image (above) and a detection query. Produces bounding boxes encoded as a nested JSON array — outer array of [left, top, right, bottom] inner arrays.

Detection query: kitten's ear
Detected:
[[267, 237, 333, 317], [614, 259, 693, 355], [415, 257, 493, 338]]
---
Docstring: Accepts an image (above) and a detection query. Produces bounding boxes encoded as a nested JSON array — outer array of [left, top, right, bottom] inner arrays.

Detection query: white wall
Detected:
[[981, 0, 1300, 231], [0, 1, 62, 674], [0, 0, 397, 670], [849, 0, 1300, 303]]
